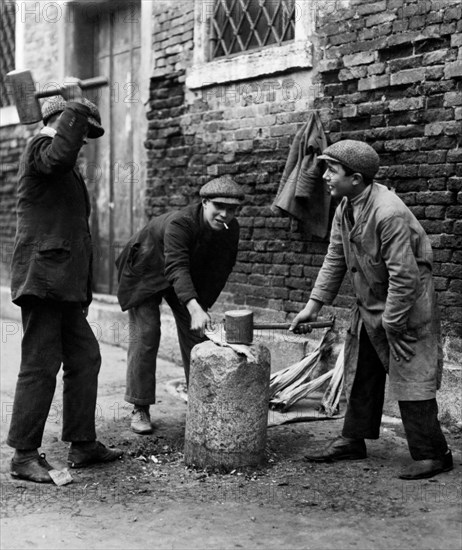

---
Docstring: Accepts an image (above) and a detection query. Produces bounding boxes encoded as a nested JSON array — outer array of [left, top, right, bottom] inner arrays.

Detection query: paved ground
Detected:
[[1, 317, 461, 550]]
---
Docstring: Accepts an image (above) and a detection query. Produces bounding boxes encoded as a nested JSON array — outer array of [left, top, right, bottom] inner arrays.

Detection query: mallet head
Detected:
[[6, 69, 43, 124]]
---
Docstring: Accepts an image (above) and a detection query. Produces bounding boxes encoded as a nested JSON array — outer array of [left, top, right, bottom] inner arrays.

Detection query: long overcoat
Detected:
[[310, 183, 443, 401], [11, 103, 93, 307]]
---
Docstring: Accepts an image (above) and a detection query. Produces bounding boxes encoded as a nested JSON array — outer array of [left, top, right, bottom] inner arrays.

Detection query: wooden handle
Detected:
[[253, 320, 334, 332], [36, 76, 109, 99]]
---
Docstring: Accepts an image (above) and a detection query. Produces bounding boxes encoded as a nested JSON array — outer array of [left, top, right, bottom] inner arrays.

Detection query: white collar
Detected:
[[40, 126, 57, 138]]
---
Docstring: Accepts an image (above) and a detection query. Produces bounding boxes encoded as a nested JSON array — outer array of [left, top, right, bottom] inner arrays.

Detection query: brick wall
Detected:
[[145, 0, 462, 336], [1, 0, 461, 337], [147, 2, 336, 324], [0, 125, 28, 286], [314, 0, 462, 335]]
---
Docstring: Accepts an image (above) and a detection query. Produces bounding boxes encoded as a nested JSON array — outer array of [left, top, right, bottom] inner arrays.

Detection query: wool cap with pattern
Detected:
[[318, 139, 380, 178], [200, 175, 245, 204], [41, 97, 105, 138]]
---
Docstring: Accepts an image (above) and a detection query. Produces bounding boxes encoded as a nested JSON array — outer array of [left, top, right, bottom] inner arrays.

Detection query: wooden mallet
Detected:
[[6, 69, 108, 125], [224, 309, 334, 345]]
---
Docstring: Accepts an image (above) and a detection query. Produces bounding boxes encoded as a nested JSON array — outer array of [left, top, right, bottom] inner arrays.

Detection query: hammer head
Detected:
[[225, 310, 254, 345], [6, 69, 43, 124]]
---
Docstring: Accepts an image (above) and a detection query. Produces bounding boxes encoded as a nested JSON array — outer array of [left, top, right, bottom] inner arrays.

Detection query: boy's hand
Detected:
[[289, 299, 323, 333], [186, 299, 211, 337], [386, 330, 417, 362], [61, 77, 84, 103]]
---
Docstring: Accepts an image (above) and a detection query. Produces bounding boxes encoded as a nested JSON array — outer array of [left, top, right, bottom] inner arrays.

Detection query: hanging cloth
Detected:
[[272, 112, 330, 238]]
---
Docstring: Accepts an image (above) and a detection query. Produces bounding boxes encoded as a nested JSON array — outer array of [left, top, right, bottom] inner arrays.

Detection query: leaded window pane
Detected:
[[211, 0, 296, 59]]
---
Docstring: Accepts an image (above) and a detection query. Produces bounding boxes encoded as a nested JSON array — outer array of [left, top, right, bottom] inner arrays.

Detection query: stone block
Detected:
[[343, 51, 376, 67], [389, 97, 425, 111], [367, 62, 387, 75], [184, 341, 270, 469], [358, 74, 390, 90], [318, 58, 344, 73], [444, 61, 462, 79], [366, 11, 397, 27], [338, 67, 368, 81], [390, 68, 425, 85], [451, 33, 462, 47], [342, 105, 358, 118], [357, 0, 387, 15]]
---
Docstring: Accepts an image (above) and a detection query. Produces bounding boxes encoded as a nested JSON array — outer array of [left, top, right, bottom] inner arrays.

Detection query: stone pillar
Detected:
[[184, 341, 270, 470]]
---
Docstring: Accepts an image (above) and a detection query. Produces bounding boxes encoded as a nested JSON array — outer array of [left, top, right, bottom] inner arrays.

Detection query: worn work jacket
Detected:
[[11, 103, 94, 307], [310, 183, 443, 401], [115, 203, 239, 312]]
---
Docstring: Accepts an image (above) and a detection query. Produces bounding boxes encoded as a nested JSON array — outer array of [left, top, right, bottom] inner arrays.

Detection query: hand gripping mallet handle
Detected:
[[6, 69, 109, 124], [253, 321, 334, 333]]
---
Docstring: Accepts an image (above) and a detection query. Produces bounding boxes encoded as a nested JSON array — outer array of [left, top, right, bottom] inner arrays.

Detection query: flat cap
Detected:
[[200, 175, 244, 205], [42, 97, 105, 139], [318, 139, 380, 178]]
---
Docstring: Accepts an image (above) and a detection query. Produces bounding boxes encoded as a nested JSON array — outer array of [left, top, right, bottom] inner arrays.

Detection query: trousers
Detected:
[[342, 325, 448, 460], [7, 299, 101, 450], [125, 287, 206, 406]]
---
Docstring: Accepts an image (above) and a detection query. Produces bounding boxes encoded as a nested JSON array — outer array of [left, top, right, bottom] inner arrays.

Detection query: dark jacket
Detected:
[[115, 203, 239, 311], [10, 102, 94, 307]]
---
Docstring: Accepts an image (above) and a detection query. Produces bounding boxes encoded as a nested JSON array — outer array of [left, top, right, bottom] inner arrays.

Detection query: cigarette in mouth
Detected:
[[223, 222, 229, 230]]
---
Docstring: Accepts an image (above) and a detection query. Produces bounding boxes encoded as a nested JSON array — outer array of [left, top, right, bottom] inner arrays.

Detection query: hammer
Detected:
[[6, 69, 108, 125], [224, 309, 334, 345]]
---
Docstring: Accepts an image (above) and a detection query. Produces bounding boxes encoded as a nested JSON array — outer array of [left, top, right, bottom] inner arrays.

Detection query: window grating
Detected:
[[211, 0, 296, 59], [0, 3, 16, 107]]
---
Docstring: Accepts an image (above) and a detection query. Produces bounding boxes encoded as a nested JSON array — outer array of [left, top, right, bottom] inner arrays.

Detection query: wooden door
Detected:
[[91, 2, 145, 294]]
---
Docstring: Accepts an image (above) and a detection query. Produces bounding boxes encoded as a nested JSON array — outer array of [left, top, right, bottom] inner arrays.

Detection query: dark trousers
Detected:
[[7, 299, 101, 450], [125, 288, 206, 406], [342, 326, 448, 460]]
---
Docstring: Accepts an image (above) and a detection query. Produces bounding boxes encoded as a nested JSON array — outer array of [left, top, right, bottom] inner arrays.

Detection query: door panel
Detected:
[[92, 2, 143, 294]]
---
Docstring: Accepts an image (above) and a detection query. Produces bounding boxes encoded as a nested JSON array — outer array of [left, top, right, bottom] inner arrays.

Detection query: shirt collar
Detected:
[[350, 185, 370, 206], [40, 126, 57, 138]]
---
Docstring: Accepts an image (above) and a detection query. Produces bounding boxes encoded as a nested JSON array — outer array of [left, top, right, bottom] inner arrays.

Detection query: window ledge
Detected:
[[186, 40, 312, 90], [0, 106, 19, 127]]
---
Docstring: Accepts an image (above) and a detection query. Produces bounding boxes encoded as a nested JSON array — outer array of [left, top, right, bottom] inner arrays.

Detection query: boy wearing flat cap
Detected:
[[116, 175, 243, 434], [8, 79, 122, 483], [291, 139, 452, 480]]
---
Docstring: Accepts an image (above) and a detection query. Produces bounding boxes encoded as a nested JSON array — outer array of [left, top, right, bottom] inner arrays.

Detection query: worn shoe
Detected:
[[67, 441, 123, 468], [10, 452, 54, 483], [304, 436, 367, 462], [399, 450, 453, 480], [131, 406, 152, 435]]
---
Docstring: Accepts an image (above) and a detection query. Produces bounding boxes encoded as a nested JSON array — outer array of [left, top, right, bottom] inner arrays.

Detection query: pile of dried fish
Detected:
[[269, 329, 344, 415]]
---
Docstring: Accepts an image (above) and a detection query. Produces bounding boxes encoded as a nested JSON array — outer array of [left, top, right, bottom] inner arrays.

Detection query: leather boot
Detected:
[[399, 450, 453, 480], [304, 436, 367, 462]]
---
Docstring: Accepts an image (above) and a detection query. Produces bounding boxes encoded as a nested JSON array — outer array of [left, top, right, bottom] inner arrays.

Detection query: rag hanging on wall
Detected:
[[272, 112, 330, 238]]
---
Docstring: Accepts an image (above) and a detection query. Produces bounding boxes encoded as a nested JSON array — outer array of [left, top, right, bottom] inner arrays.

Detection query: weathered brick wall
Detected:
[[314, 0, 462, 335], [147, 2, 334, 323], [146, 0, 462, 336], [0, 125, 27, 286]]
